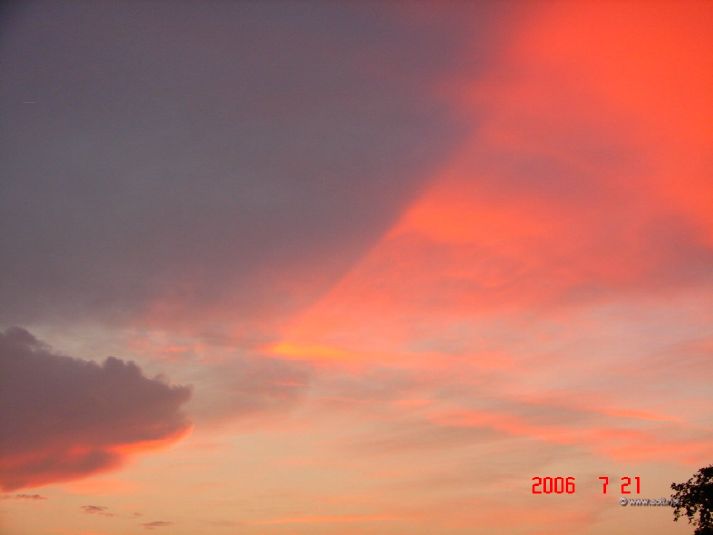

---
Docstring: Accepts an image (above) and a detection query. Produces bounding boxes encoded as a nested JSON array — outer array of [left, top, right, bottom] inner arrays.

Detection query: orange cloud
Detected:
[[268, 0, 713, 372]]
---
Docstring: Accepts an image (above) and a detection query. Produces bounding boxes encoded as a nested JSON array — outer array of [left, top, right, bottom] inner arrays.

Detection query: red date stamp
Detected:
[[531, 476, 641, 494]]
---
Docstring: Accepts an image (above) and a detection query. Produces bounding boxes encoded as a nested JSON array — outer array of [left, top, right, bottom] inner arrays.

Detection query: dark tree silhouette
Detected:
[[671, 465, 713, 535]]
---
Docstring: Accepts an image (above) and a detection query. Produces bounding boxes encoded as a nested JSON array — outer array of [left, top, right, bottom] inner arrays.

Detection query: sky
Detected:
[[0, 1, 712, 534]]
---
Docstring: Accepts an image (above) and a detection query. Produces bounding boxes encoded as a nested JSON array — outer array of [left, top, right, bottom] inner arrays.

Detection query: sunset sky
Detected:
[[1, 1, 712, 534]]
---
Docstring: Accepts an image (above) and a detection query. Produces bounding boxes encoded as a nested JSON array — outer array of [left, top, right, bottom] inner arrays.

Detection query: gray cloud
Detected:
[[1, 493, 47, 500], [0, 1, 509, 329], [81, 504, 114, 516], [142, 521, 173, 530], [0, 327, 191, 490]]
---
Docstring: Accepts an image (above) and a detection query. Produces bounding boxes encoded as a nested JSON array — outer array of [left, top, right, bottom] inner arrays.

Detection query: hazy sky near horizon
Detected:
[[1, 1, 712, 534]]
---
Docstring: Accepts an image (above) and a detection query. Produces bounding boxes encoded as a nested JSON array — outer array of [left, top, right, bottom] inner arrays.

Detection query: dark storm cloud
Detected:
[[0, 327, 191, 490], [0, 1, 507, 327]]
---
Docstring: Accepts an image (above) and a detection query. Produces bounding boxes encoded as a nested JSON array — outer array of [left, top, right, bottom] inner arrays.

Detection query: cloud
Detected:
[[261, 0, 713, 370], [81, 505, 114, 517], [121, 329, 313, 425], [0, 2, 515, 333], [0, 327, 191, 490], [187, 357, 311, 425], [1, 493, 47, 500], [141, 521, 173, 530]]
